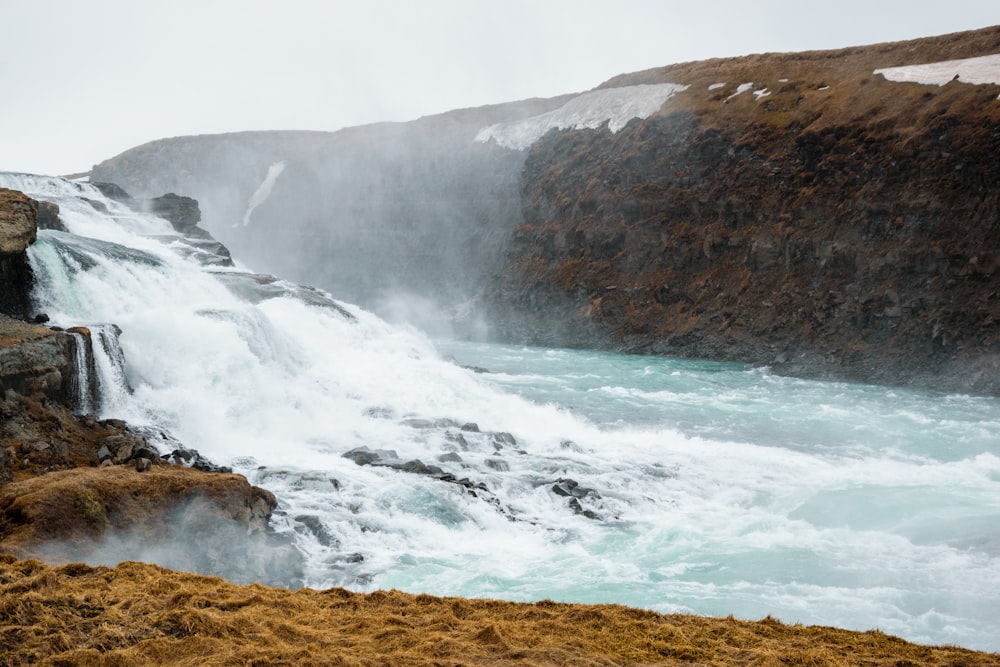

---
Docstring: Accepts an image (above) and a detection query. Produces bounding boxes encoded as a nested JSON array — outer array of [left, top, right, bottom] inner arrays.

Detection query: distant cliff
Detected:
[[91, 98, 572, 334], [93, 26, 1000, 393]]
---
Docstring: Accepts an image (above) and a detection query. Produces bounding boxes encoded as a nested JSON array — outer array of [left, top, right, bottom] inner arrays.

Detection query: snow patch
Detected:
[[874, 54, 1000, 91], [753, 88, 771, 100], [726, 82, 754, 101], [239, 160, 286, 228], [709, 82, 726, 91], [475, 83, 688, 150]]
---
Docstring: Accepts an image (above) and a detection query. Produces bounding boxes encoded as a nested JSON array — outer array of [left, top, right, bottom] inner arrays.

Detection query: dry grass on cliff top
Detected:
[[0, 556, 996, 666]]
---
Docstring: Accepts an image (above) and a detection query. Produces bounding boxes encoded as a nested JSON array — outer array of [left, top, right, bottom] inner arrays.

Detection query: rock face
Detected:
[[0, 188, 38, 319], [487, 27, 1000, 393], [0, 316, 74, 401], [91, 26, 1000, 393], [139, 192, 202, 235]]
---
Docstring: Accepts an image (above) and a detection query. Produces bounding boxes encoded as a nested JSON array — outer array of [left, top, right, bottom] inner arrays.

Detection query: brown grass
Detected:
[[0, 556, 995, 666]]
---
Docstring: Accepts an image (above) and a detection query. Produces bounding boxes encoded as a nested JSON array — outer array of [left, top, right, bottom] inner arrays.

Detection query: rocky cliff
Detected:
[[92, 26, 1000, 393], [489, 27, 1000, 393]]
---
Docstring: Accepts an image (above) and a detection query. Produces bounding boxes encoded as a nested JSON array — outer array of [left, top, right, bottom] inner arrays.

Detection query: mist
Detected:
[[89, 98, 572, 337]]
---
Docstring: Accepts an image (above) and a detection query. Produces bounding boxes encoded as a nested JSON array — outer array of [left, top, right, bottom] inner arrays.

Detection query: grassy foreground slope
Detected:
[[1, 556, 996, 666]]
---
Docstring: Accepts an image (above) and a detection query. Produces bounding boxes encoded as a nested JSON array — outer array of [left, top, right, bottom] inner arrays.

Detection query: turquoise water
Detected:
[[430, 340, 1000, 650]]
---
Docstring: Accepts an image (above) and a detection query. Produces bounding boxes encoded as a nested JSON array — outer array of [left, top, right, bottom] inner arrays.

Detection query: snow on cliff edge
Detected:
[[476, 83, 688, 150], [874, 53, 1000, 90]]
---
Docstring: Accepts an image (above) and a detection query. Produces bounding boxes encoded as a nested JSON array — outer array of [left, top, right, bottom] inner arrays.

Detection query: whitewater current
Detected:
[[4, 173, 999, 652]]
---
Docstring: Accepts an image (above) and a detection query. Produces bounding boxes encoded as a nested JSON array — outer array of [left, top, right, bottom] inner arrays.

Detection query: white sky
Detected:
[[1, 0, 998, 176]]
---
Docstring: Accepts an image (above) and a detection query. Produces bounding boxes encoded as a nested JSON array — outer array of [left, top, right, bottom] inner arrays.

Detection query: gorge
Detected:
[[91, 26, 1000, 394], [1, 25, 999, 664]]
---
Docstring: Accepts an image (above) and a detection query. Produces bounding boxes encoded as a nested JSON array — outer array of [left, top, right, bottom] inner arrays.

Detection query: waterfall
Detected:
[[3, 171, 998, 652], [66, 328, 97, 414]]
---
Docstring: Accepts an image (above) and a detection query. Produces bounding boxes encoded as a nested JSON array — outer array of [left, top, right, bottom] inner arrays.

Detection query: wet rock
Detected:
[[342, 446, 383, 466], [485, 458, 509, 472], [294, 514, 338, 548], [551, 478, 599, 499], [141, 193, 201, 234], [490, 432, 517, 450], [395, 459, 445, 476], [461, 423, 480, 432], [35, 200, 65, 232], [90, 181, 132, 202], [0, 318, 75, 401], [567, 498, 602, 521], [437, 452, 463, 463], [168, 446, 232, 474], [445, 432, 470, 450], [402, 417, 457, 429]]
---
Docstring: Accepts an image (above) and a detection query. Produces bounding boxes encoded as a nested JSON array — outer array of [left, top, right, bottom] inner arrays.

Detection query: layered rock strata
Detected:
[[487, 27, 1000, 393]]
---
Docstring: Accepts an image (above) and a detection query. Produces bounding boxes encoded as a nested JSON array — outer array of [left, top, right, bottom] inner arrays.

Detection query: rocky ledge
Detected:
[[0, 187, 299, 587]]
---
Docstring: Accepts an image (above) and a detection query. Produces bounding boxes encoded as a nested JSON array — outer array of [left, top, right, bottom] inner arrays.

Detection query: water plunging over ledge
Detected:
[[4, 172, 999, 652]]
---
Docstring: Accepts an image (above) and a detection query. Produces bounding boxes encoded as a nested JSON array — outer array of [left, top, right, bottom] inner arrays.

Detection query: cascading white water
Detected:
[[66, 330, 95, 414], [4, 172, 999, 652]]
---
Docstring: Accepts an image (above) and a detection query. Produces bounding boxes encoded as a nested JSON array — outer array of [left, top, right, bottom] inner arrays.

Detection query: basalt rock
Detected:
[[0, 316, 75, 402], [141, 192, 202, 234], [35, 200, 66, 232], [0, 188, 38, 319], [488, 26, 1000, 395]]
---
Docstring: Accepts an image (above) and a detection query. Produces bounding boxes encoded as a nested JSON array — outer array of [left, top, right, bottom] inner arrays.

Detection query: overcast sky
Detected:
[[1, 0, 998, 175]]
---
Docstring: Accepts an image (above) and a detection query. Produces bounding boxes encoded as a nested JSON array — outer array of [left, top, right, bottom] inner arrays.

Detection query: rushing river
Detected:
[[5, 172, 999, 651]]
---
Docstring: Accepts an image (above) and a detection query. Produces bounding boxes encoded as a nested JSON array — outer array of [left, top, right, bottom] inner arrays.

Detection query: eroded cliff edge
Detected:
[[487, 27, 1000, 393]]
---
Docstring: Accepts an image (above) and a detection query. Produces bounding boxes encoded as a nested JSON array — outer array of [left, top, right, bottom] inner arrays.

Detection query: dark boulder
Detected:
[[90, 181, 132, 202], [141, 192, 202, 234], [35, 200, 66, 232]]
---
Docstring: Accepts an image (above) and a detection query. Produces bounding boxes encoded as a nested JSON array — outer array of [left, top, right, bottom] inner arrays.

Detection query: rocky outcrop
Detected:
[[0, 466, 302, 587], [0, 316, 74, 402], [0, 353, 302, 586], [87, 181, 233, 266], [35, 200, 65, 232], [139, 192, 202, 235], [0, 188, 38, 319]]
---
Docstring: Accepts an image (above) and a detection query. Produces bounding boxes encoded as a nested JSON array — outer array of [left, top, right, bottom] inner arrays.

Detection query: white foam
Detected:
[[475, 83, 688, 150]]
